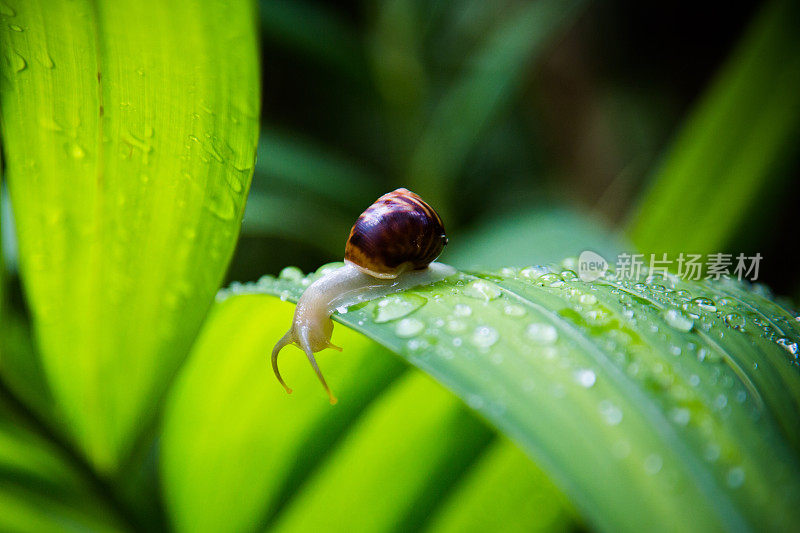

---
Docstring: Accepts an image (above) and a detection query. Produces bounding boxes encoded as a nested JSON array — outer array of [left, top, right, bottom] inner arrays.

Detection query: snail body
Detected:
[[271, 188, 452, 403]]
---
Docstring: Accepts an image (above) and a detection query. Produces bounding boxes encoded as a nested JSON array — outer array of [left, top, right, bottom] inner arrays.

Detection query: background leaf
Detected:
[[204, 263, 800, 532], [0, 0, 259, 470], [628, 0, 800, 255], [0, 397, 127, 532]]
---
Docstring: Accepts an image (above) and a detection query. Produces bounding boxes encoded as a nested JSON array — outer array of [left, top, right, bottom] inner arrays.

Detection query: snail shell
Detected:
[[344, 188, 448, 279]]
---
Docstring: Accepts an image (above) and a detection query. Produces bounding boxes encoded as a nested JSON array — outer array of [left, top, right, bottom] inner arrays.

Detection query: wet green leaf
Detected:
[[0, 0, 259, 471], [208, 262, 800, 531]]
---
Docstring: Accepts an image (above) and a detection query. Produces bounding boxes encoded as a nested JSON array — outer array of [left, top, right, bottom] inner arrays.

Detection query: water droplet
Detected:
[[704, 443, 721, 462], [575, 369, 596, 388], [537, 273, 565, 288], [724, 313, 745, 331], [560, 269, 578, 280], [526, 323, 558, 344], [726, 467, 745, 488], [471, 326, 499, 348], [445, 319, 467, 334], [520, 265, 549, 280], [453, 303, 472, 317], [499, 267, 517, 278], [776, 338, 798, 356], [40, 52, 54, 69], [691, 297, 717, 313], [67, 142, 86, 159], [206, 191, 236, 220], [395, 317, 424, 338], [373, 293, 427, 323], [123, 130, 153, 161], [670, 407, 691, 426], [714, 394, 728, 410], [9, 24, 22, 31], [579, 294, 597, 305], [226, 173, 244, 193], [189, 133, 224, 162], [584, 308, 612, 326], [644, 454, 663, 475], [503, 304, 526, 317], [10, 50, 26, 72], [599, 400, 623, 425], [663, 309, 693, 332], [315, 262, 342, 277], [278, 266, 304, 282], [463, 279, 501, 301]]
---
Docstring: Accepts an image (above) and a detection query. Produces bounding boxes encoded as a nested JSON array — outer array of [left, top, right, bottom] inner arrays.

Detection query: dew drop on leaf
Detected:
[[503, 304, 526, 317], [574, 368, 596, 388], [723, 312, 746, 331], [373, 293, 427, 323], [776, 337, 798, 356], [526, 323, 558, 345], [10, 50, 26, 72], [726, 467, 745, 488], [463, 279, 502, 301], [519, 265, 549, 280], [599, 400, 623, 425], [662, 308, 694, 332], [453, 303, 472, 317], [206, 191, 236, 220], [395, 317, 424, 338], [278, 266, 304, 282], [691, 296, 717, 312], [445, 319, 467, 334], [471, 326, 499, 348], [644, 454, 663, 475]]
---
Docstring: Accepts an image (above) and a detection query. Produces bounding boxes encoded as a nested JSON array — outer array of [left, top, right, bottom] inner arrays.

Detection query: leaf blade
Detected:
[[0, 0, 259, 470], [241, 263, 800, 531]]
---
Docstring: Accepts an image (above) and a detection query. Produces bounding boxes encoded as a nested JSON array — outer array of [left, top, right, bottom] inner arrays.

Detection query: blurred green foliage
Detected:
[[1, 0, 799, 532]]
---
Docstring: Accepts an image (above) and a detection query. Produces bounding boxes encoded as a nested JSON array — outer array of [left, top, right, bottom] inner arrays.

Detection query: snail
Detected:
[[271, 188, 454, 404]]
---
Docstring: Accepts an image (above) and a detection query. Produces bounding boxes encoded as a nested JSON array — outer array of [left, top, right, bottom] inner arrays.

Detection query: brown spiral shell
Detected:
[[344, 188, 447, 279]]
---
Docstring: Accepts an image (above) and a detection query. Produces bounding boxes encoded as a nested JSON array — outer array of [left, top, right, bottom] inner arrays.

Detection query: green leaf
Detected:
[[160, 297, 573, 533], [0, 0, 259, 471], [405, 0, 587, 212], [206, 263, 800, 531], [0, 400, 125, 532], [253, 129, 382, 211], [423, 438, 574, 533], [628, 0, 800, 254]]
